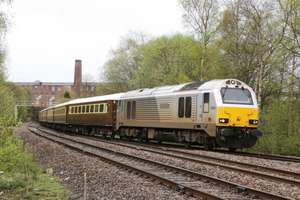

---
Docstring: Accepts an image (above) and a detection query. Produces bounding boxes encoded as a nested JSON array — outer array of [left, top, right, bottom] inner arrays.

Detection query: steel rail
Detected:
[[223, 151, 300, 163], [29, 127, 293, 200], [36, 126, 300, 186], [83, 137, 300, 187], [28, 127, 224, 200]]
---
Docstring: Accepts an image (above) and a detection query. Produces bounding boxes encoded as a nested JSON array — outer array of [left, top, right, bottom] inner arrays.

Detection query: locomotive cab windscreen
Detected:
[[220, 87, 253, 105]]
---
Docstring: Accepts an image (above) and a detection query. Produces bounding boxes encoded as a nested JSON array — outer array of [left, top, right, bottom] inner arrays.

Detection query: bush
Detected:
[[0, 129, 68, 199], [250, 99, 300, 156], [0, 85, 16, 127]]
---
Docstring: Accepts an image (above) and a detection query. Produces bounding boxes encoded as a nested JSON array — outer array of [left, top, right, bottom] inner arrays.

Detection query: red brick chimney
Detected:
[[74, 59, 82, 87]]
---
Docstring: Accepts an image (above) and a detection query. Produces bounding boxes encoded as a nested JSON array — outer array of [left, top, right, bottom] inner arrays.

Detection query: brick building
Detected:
[[14, 60, 97, 108]]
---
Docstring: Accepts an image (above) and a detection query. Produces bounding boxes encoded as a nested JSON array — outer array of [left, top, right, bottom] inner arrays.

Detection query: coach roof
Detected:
[[41, 93, 124, 112]]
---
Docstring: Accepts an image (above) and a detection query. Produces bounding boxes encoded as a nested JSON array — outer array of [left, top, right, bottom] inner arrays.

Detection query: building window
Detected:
[[82, 106, 86, 113], [78, 106, 81, 113], [86, 105, 90, 113], [95, 104, 99, 112], [75, 107, 78, 113], [71, 107, 74, 114]]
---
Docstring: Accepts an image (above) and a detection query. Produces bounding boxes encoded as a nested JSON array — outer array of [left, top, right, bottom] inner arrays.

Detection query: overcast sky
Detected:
[[6, 0, 184, 82]]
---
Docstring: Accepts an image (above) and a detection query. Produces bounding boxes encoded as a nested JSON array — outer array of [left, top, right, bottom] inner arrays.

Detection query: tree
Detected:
[[219, 0, 286, 105], [179, 0, 220, 79], [133, 34, 226, 88], [0, 3, 8, 83], [101, 33, 148, 93]]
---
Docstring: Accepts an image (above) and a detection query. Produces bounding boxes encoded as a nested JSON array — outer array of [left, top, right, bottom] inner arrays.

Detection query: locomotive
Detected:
[[39, 79, 263, 150]]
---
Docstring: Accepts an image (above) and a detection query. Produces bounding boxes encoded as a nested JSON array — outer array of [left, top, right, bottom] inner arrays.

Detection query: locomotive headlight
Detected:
[[219, 118, 229, 123], [249, 119, 259, 125]]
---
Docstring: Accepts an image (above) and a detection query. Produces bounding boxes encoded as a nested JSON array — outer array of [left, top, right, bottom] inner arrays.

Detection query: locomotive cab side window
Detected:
[[203, 93, 210, 113]]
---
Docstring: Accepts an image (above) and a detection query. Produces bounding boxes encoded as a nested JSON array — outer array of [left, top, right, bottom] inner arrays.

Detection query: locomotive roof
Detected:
[[120, 79, 249, 98]]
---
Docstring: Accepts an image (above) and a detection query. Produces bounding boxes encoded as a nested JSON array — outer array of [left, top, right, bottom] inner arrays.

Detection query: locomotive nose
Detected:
[[217, 107, 259, 127]]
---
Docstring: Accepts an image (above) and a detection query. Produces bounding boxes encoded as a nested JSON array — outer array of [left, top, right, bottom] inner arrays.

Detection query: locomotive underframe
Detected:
[[216, 127, 262, 149], [42, 122, 261, 150]]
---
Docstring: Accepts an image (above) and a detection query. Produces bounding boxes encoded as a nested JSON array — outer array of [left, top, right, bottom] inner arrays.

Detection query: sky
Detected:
[[6, 0, 185, 82]]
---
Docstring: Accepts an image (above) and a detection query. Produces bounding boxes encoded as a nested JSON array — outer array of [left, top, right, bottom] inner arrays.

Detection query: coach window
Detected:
[[82, 106, 86, 113], [203, 93, 210, 113], [178, 97, 184, 118], [91, 105, 94, 113], [86, 105, 90, 113], [95, 104, 99, 112], [78, 106, 81, 114], [71, 107, 74, 114], [185, 97, 192, 118], [75, 107, 78, 114], [99, 104, 104, 113], [132, 101, 136, 119], [127, 101, 131, 119]]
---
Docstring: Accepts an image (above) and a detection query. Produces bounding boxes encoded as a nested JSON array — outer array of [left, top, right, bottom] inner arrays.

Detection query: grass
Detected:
[[0, 128, 69, 200], [248, 134, 300, 156]]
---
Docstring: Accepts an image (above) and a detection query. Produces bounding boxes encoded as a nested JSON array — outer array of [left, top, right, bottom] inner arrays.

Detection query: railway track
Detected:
[[224, 151, 300, 163], [121, 141, 300, 163], [110, 139, 300, 163], [84, 136, 300, 187], [28, 126, 294, 200]]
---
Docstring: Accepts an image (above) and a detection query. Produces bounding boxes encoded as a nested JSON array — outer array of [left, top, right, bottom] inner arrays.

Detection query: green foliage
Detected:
[[0, 2, 68, 198], [0, 85, 16, 127], [103, 36, 144, 93], [250, 99, 300, 155], [100, 34, 229, 92], [0, 129, 68, 199], [134, 35, 199, 87]]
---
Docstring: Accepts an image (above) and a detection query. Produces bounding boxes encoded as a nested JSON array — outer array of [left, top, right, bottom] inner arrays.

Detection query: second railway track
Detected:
[[28, 126, 296, 200], [93, 138, 300, 186]]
